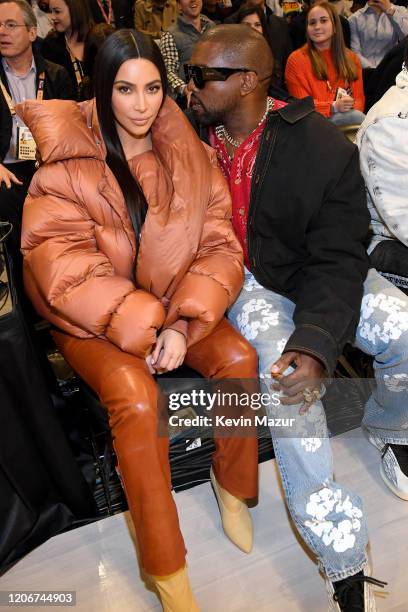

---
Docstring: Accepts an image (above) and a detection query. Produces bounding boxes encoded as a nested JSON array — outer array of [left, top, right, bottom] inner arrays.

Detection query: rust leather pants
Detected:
[[53, 318, 259, 576]]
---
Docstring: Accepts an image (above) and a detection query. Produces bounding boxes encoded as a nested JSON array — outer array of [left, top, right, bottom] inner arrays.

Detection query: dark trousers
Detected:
[[0, 161, 36, 297]]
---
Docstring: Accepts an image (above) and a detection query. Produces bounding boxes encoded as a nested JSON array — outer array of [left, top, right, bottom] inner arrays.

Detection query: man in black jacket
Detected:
[[187, 24, 408, 610], [0, 0, 74, 290]]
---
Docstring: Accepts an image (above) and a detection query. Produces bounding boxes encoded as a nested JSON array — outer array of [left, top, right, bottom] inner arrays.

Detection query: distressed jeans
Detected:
[[228, 268, 408, 580]]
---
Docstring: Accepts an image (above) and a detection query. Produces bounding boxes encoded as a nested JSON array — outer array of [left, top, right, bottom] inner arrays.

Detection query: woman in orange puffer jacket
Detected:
[[17, 29, 259, 612]]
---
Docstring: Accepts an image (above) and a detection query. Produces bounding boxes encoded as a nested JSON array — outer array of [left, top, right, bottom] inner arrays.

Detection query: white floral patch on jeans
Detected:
[[384, 373, 408, 393], [290, 403, 327, 439], [236, 299, 279, 341], [301, 437, 322, 453], [359, 292, 408, 344], [243, 274, 264, 293], [305, 488, 363, 553]]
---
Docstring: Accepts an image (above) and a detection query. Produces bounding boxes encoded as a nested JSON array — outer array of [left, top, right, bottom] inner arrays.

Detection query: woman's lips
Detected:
[[131, 118, 150, 126]]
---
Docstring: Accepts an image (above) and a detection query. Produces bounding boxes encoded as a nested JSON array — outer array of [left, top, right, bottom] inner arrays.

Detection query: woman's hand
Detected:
[[145, 353, 157, 375], [150, 329, 187, 373], [334, 95, 355, 113], [185, 81, 195, 108]]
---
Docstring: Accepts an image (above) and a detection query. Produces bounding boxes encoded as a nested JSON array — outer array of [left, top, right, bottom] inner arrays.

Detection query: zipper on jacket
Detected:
[[247, 114, 280, 269]]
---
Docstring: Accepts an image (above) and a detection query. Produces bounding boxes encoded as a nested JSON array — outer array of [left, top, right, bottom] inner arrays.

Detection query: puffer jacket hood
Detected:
[[17, 96, 244, 356]]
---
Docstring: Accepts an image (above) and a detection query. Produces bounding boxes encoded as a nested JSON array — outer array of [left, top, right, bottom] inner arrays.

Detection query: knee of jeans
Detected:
[[287, 483, 331, 527], [373, 326, 408, 364], [100, 365, 158, 429]]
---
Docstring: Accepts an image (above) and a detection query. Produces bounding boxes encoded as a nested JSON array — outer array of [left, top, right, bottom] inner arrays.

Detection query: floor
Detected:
[[1, 429, 407, 611]]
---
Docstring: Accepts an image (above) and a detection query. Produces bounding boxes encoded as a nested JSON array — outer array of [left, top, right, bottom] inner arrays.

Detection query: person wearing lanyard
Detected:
[[88, 0, 134, 29], [0, 0, 74, 294], [41, 0, 94, 100]]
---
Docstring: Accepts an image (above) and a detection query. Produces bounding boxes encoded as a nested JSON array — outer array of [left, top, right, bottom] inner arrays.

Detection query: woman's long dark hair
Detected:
[[237, 4, 270, 43], [94, 29, 168, 243], [237, 4, 283, 89], [61, 0, 94, 42]]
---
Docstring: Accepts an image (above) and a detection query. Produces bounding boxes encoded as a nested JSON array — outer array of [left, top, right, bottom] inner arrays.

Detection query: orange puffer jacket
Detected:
[[17, 96, 244, 357]]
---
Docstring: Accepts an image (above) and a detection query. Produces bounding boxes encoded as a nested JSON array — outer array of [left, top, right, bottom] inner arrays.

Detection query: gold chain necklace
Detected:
[[215, 97, 274, 149]]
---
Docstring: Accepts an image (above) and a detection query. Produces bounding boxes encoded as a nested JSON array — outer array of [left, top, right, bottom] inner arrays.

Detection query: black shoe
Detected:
[[326, 569, 387, 611]]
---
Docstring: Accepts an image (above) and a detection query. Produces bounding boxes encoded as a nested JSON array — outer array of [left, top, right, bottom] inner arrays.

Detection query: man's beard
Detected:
[[190, 94, 226, 127]]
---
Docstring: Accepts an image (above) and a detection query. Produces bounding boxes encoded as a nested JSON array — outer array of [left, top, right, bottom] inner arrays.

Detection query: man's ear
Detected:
[[240, 70, 258, 97], [28, 27, 37, 44]]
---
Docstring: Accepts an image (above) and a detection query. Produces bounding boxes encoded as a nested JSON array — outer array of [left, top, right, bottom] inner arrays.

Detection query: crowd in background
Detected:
[[2, 0, 407, 245], [2, 0, 407, 106], [0, 0, 407, 317]]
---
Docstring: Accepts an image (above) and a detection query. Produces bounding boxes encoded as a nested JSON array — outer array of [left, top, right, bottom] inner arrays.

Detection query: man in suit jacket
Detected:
[[0, 0, 74, 290]]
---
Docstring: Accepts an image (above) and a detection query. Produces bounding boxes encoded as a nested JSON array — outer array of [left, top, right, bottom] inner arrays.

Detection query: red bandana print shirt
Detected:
[[209, 97, 287, 269]]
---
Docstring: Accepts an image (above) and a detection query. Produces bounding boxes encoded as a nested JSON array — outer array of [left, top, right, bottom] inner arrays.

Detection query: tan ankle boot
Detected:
[[148, 566, 200, 612], [210, 467, 253, 553]]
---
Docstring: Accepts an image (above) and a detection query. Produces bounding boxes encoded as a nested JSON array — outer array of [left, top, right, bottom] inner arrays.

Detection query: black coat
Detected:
[[88, 0, 133, 28], [0, 46, 75, 162], [364, 36, 408, 111], [40, 31, 88, 100], [187, 98, 370, 373]]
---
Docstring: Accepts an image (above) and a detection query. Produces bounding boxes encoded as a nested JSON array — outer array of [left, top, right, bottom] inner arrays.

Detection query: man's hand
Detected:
[[271, 351, 325, 414], [0, 163, 23, 189], [335, 95, 355, 113], [368, 0, 393, 13], [150, 329, 187, 373]]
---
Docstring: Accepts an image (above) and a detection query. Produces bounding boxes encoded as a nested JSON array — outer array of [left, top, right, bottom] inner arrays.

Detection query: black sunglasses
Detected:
[[184, 64, 256, 89]]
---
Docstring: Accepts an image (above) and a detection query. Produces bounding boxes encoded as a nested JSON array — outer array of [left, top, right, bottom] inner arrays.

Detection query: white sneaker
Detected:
[[368, 434, 408, 501]]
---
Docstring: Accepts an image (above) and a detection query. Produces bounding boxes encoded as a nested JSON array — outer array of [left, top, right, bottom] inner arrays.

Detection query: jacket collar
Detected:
[[360, 4, 375, 14], [16, 95, 201, 164], [177, 14, 213, 30], [32, 40, 46, 75], [275, 97, 315, 124]]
